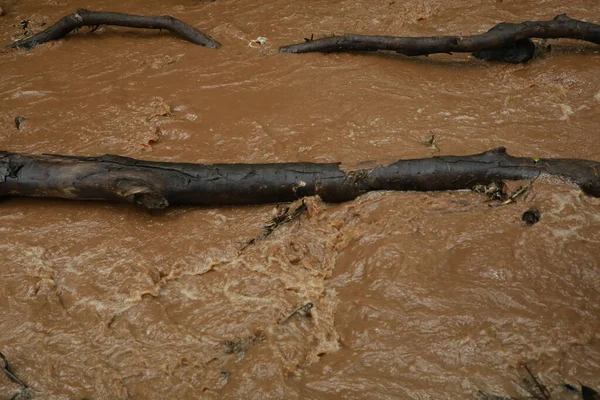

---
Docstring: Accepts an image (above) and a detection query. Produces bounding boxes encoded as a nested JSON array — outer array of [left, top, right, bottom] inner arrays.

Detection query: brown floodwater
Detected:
[[1, 0, 600, 399]]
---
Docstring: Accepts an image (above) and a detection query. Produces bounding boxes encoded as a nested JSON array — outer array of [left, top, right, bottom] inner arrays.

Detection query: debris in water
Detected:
[[225, 339, 245, 355], [224, 334, 264, 358], [249, 36, 268, 47], [0, 351, 29, 398], [14, 117, 25, 130], [562, 383, 578, 392], [243, 199, 307, 249], [521, 364, 551, 399], [502, 173, 540, 205], [582, 384, 600, 400], [280, 302, 313, 324], [522, 209, 541, 226], [297, 303, 313, 317], [478, 364, 560, 400], [12, 18, 46, 41], [472, 180, 508, 201], [425, 133, 440, 151], [19, 20, 30, 33], [503, 185, 529, 204], [558, 103, 574, 120], [0, 7, 5, 16], [147, 98, 173, 121]]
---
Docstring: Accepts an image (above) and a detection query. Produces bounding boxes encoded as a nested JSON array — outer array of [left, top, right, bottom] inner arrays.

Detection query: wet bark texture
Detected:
[[279, 14, 600, 63], [5, 8, 220, 50], [1, 148, 599, 210]]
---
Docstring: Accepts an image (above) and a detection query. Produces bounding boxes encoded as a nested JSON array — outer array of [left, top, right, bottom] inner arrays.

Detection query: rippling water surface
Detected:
[[1, 0, 599, 398]]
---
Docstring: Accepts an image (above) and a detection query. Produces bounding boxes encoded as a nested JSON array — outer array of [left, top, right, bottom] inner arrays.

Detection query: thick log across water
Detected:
[[279, 14, 600, 63], [1, 148, 599, 210], [6, 9, 220, 50]]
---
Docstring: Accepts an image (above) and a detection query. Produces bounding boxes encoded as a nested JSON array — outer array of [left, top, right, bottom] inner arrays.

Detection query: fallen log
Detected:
[[279, 14, 600, 63], [1, 148, 598, 210], [6, 8, 220, 50]]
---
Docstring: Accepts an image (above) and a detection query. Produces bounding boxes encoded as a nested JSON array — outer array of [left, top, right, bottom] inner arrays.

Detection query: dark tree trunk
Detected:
[[1, 148, 598, 210], [279, 14, 600, 63], [6, 9, 220, 50]]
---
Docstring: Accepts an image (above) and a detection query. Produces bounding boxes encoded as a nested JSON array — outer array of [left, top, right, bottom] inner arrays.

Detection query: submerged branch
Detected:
[[478, 364, 599, 400], [279, 14, 600, 63], [0, 147, 599, 210], [243, 200, 307, 249], [6, 8, 220, 50], [0, 351, 29, 395]]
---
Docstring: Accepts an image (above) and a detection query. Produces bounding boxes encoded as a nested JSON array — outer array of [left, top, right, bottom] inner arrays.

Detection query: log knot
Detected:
[[116, 178, 169, 210]]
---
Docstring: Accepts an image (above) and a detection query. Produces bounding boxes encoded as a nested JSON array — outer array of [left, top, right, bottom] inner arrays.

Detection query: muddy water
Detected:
[[1, 0, 600, 399]]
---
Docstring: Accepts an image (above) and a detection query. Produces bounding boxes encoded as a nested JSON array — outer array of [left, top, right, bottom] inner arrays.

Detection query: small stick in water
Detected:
[[0, 351, 29, 391], [280, 302, 313, 324]]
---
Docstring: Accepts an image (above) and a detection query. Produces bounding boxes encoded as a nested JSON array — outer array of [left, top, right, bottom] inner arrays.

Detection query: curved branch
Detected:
[[6, 8, 220, 50], [279, 14, 600, 63], [1, 148, 598, 210]]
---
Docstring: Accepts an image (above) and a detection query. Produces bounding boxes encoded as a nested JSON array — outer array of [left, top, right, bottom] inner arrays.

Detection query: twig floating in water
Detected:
[[522, 364, 551, 399], [280, 302, 313, 324], [279, 14, 600, 63], [6, 8, 220, 50], [0, 351, 29, 391], [243, 200, 307, 249]]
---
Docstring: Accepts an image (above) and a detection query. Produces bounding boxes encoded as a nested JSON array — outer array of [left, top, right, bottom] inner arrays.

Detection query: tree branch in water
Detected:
[[0, 351, 29, 397], [0, 147, 599, 210], [6, 8, 220, 50], [279, 14, 600, 63]]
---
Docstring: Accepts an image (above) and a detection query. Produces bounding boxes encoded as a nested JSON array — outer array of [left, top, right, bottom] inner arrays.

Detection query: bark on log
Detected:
[[279, 14, 600, 63], [6, 9, 220, 50], [1, 148, 599, 210]]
